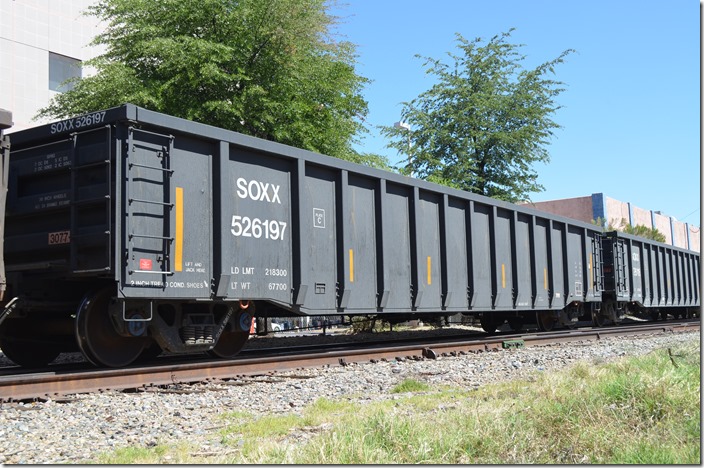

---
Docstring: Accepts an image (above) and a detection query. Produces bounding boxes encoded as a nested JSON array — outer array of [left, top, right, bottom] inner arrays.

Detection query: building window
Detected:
[[49, 52, 82, 92]]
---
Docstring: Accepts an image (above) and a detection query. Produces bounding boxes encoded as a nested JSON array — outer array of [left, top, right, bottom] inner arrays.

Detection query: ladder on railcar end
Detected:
[[592, 235, 605, 293], [596, 233, 629, 297], [613, 237, 629, 296], [125, 127, 175, 277], [69, 126, 113, 274]]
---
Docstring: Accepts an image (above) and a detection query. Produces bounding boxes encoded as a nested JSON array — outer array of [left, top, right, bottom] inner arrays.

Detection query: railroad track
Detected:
[[0, 320, 698, 402]]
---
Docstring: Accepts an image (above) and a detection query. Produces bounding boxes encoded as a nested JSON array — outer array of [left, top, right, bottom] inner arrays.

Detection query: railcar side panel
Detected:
[[693, 254, 700, 306], [415, 190, 442, 311], [672, 250, 681, 306], [442, 196, 470, 311], [675, 251, 684, 305], [683, 253, 690, 306], [340, 175, 378, 312], [641, 242, 653, 307], [663, 246, 673, 306], [652, 245, 662, 306], [684, 254, 692, 306], [514, 213, 532, 309], [532, 218, 550, 309], [653, 246, 664, 306], [685, 250, 697, 307], [631, 239, 645, 305], [680, 251, 692, 306], [493, 207, 513, 310], [691, 253, 699, 305], [565, 225, 586, 304], [664, 247, 674, 306], [549, 221, 566, 309], [119, 128, 214, 300], [380, 182, 412, 312], [218, 145, 294, 303], [470, 202, 493, 310], [297, 164, 338, 312]]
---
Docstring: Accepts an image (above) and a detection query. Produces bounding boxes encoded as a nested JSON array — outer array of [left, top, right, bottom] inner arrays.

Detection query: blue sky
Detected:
[[330, 0, 700, 225]]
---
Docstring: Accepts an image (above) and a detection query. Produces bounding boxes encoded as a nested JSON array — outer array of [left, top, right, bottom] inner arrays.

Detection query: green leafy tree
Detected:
[[591, 217, 608, 228], [37, 0, 378, 163], [591, 217, 667, 243], [612, 218, 667, 243], [381, 29, 573, 202], [623, 223, 667, 243]]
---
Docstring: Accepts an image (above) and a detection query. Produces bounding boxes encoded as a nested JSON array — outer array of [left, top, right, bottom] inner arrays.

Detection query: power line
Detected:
[[679, 208, 700, 222]]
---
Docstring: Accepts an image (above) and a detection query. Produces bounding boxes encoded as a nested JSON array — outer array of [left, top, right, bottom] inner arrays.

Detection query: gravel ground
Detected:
[[0, 329, 699, 464]]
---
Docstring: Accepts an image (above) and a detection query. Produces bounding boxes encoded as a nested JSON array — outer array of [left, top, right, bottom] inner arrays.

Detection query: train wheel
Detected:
[[536, 311, 556, 332], [75, 288, 146, 367], [592, 310, 608, 327], [0, 312, 64, 367], [137, 340, 163, 362], [479, 315, 498, 334], [209, 306, 252, 358], [593, 301, 617, 327], [0, 337, 61, 367]]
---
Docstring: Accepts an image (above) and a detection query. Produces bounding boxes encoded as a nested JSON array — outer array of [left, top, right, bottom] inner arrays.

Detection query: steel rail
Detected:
[[0, 321, 698, 402]]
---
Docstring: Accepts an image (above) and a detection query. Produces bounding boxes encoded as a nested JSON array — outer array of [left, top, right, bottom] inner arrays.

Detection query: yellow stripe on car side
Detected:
[[427, 256, 432, 285], [175, 187, 184, 272], [544, 268, 548, 290]]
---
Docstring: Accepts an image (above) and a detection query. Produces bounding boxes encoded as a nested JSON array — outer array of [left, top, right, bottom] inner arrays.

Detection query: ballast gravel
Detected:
[[0, 330, 698, 464]]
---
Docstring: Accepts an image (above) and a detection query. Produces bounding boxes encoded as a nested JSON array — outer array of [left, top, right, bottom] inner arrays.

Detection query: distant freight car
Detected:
[[0, 105, 699, 367], [599, 231, 699, 324]]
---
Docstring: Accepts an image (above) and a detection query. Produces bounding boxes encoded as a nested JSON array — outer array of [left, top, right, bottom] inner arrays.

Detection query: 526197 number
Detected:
[[231, 215, 287, 241]]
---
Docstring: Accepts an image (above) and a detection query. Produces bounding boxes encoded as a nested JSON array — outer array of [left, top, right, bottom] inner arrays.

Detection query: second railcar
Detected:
[[599, 231, 700, 323]]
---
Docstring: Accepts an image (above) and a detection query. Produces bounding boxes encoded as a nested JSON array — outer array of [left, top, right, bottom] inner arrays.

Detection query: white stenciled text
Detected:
[[236, 177, 281, 204], [50, 111, 107, 134], [231, 215, 287, 241]]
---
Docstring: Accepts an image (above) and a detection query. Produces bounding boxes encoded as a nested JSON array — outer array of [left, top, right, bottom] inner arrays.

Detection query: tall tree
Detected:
[[595, 218, 668, 243], [382, 30, 573, 202], [37, 0, 376, 163]]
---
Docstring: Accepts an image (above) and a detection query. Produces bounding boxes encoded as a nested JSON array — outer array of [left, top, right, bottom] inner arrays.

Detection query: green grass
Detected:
[[391, 378, 431, 393], [92, 338, 700, 464]]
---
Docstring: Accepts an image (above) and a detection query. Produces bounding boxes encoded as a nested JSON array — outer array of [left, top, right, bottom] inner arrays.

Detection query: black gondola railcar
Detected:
[[599, 231, 699, 323], [0, 105, 698, 367]]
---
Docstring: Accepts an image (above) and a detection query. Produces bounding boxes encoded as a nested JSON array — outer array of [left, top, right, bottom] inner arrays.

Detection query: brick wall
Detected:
[[525, 196, 594, 223]]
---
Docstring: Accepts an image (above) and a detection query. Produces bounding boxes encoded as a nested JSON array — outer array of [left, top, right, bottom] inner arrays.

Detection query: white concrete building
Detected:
[[0, 0, 104, 132]]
